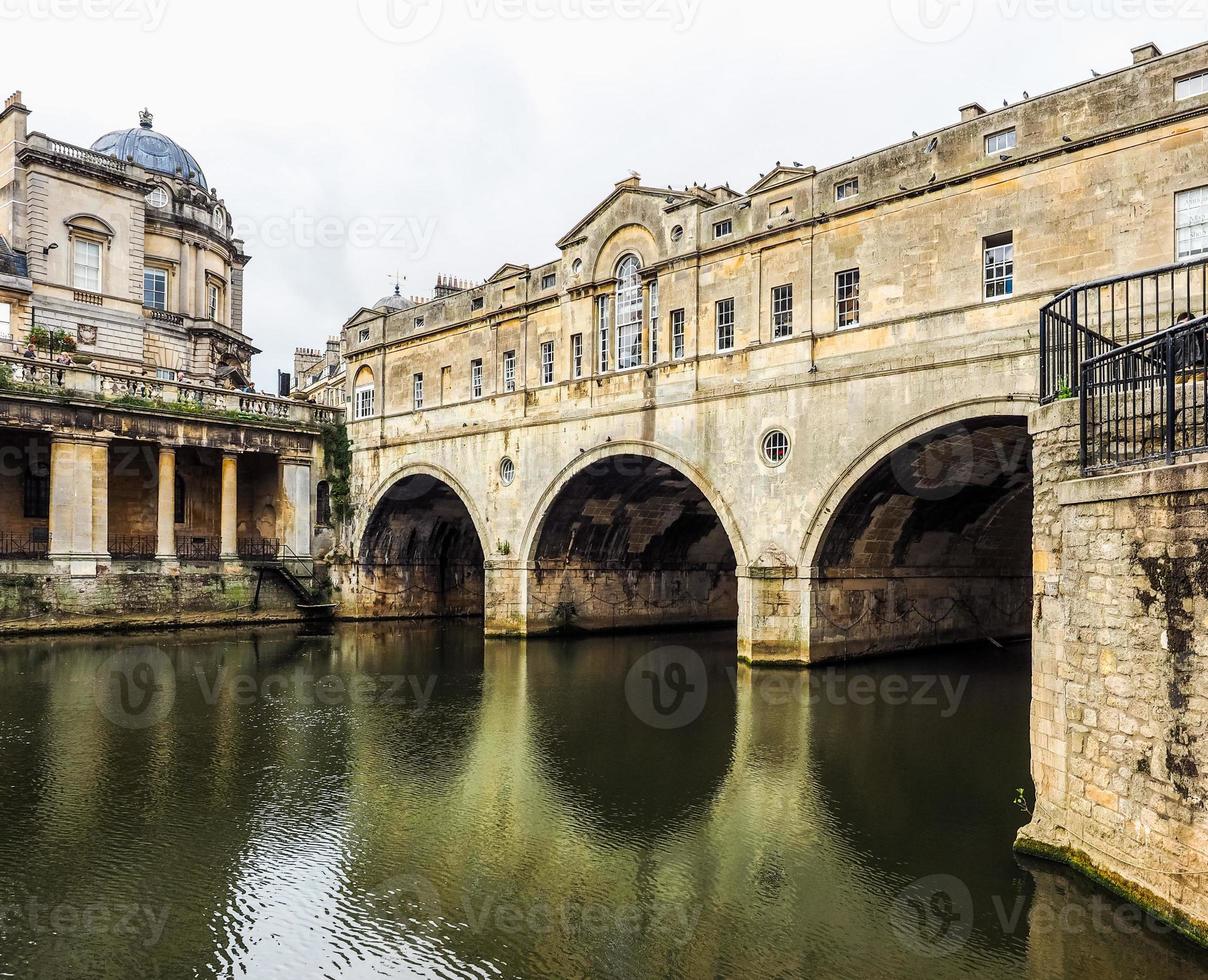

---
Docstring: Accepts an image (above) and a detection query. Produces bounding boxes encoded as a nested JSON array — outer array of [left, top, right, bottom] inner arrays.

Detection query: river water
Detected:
[[0, 624, 1205, 979]]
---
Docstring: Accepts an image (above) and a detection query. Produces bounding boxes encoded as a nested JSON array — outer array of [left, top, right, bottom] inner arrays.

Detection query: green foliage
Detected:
[[320, 422, 354, 523], [0, 363, 13, 389], [497, 540, 512, 557], [27, 326, 76, 352], [1056, 378, 1074, 401]]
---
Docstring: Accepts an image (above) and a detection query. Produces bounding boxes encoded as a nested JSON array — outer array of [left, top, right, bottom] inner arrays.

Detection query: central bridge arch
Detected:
[[521, 443, 748, 635]]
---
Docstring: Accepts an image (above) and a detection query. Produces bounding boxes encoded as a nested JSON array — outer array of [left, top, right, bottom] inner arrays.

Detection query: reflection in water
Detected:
[[0, 625, 1205, 979]]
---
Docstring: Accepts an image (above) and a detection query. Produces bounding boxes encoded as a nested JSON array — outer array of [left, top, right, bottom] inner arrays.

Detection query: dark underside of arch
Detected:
[[812, 418, 1033, 661], [358, 476, 485, 619], [529, 455, 738, 634]]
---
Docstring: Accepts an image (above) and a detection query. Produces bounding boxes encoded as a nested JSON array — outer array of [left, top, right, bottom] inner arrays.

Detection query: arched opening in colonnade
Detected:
[[809, 416, 1033, 661], [526, 452, 739, 634], [358, 474, 486, 620]]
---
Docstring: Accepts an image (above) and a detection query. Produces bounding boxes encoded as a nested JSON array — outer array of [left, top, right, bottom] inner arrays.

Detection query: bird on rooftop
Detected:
[[912, 131, 919, 137], [1023, 91, 1030, 98], [928, 173, 937, 184], [793, 161, 803, 167], [1092, 69, 1101, 77], [1062, 135, 1073, 143], [1003, 100, 1009, 107], [899, 184, 908, 191]]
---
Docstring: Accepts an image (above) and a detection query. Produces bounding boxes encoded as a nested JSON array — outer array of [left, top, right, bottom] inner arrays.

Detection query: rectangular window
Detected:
[[0, 301, 10, 338], [772, 284, 794, 339], [617, 290, 643, 372], [143, 268, 168, 310], [597, 295, 611, 373], [571, 333, 584, 378], [415, 316, 425, 329], [471, 296, 484, 311], [671, 309, 686, 360], [413, 373, 424, 409], [835, 177, 859, 202], [986, 128, 1017, 155], [716, 298, 735, 352], [155, 368, 177, 382], [354, 384, 375, 419], [73, 239, 101, 292], [541, 272, 557, 290], [649, 280, 660, 363], [541, 341, 554, 385], [23, 459, 49, 520], [1177, 71, 1208, 101], [836, 269, 861, 328], [358, 328, 371, 343], [503, 350, 517, 392], [984, 232, 1015, 300], [1176, 186, 1208, 259], [208, 283, 221, 321], [471, 358, 483, 399], [713, 219, 733, 239]]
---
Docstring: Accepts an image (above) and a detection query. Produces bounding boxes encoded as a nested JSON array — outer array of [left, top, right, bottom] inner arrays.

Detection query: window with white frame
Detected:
[[145, 186, 169, 209], [541, 272, 557, 290], [1176, 187, 1208, 259], [156, 368, 178, 382], [984, 233, 1014, 299], [836, 269, 861, 328], [713, 219, 733, 239], [503, 350, 517, 391], [671, 309, 686, 360], [73, 239, 101, 292], [597, 295, 611, 373], [716, 298, 735, 352], [143, 267, 168, 310], [471, 358, 483, 399], [985, 128, 1017, 155], [413, 373, 424, 409], [571, 333, 583, 378], [835, 177, 859, 202], [1177, 71, 1208, 101], [540, 341, 554, 385], [615, 255, 644, 370], [358, 328, 371, 343], [415, 316, 425, 329], [354, 382, 375, 419], [649, 279, 660, 363], [772, 284, 793, 339], [0, 301, 10, 338], [207, 283, 221, 322]]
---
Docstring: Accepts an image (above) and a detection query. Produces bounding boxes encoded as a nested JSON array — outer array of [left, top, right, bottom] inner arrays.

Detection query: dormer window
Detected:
[[1176, 71, 1208, 101], [713, 219, 733, 239], [836, 177, 859, 202], [986, 128, 1017, 155]]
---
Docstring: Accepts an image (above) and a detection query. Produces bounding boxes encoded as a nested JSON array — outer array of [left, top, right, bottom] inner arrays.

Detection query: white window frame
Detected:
[[156, 368, 178, 382], [615, 255, 644, 371], [143, 267, 168, 310], [0, 301, 11, 339], [207, 282, 222, 322], [713, 219, 733, 239], [671, 309, 686, 360], [649, 279, 660, 363], [413, 373, 424, 410], [470, 358, 483, 399], [835, 177, 859, 202], [354, 383, 375, 420], [503, 350, 516, 392], [716, 298, 735, 352], [836, 269, 861, 328], [597, 295, 611, 373], [1176, 186, 1208, 260], [772, 284, 793, 339], [983, 233, 1015, 300], [571, 333, 584, 378], [540, 341, 555, 386], [146, 186, 169, 209], [73, 238, 102, 293], [985, 128, 1017, 155], [1177, 71, 1208, 101]]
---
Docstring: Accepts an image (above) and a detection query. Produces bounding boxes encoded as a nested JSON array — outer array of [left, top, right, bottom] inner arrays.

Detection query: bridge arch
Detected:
[[356, 463, 488, 620], [800, 398, 1037, 661], [521, 442, 749, 634]]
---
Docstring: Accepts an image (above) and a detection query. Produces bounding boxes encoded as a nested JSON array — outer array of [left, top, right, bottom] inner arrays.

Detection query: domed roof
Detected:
[[374, 285, 414, 312], [91, 109, 208, 190]]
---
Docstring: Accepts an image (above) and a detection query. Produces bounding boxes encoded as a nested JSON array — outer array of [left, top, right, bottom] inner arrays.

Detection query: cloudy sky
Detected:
[[4, 0, 1203, 386]]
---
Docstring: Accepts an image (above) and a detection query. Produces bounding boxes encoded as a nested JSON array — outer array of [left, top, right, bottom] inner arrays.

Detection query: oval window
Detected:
[[146, 186, 169, 208], [761, 430, 790, 467], [500, 457, 516, 486], [671, 225, 684, 243]]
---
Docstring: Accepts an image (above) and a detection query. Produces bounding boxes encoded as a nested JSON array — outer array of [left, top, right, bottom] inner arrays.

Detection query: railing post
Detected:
[[1039, 312, 1049, 400], [1069, 292, 1080, 396], [1080, 361, 1089, 473], [1166, 333, 1177, 465]]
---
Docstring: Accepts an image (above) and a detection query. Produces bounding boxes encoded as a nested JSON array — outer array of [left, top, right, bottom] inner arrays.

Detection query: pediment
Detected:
[[558, 184, 693, 250], [342, 307, 383, 330], [487, 263, 528, 283], [746, 166, 814, 196]]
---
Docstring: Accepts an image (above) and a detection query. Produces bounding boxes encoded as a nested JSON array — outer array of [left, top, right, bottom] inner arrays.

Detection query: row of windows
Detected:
[[141, 266, 223, 320]]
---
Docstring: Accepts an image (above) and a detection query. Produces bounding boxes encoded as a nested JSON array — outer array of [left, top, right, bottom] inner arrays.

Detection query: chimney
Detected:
[[960, 103, 987, 122], [1131, 42, 1162, 65], [615, 173, 641, 190]]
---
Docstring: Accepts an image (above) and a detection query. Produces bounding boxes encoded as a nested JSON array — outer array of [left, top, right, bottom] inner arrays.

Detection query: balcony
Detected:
[[144, 307, 185, 326], [73, 289, 103, 307]]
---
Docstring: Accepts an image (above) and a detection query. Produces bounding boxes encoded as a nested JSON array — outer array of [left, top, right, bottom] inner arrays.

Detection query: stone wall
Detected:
[[1019, 399, 1208, 944]]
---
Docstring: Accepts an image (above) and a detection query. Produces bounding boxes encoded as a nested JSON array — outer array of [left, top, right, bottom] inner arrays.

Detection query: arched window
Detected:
[[615, 255, 644, 370], [353, 366, 376, 420], [316, 481, 332, 526], [174, 475, 186, 525]]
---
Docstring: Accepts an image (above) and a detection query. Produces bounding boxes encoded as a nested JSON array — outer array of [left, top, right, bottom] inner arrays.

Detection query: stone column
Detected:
[[220, 451, 239, 560], [155, 447, 177, 562], [280, 460, 312, 558], [484, 560, 528, 637], [91, 442, 110, 563], [48, 436, 99, 577], [195, 244, 206, 319]]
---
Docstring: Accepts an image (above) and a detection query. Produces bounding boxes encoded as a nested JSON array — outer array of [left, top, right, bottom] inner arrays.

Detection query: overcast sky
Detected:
[[4, 0, 1204, 386]]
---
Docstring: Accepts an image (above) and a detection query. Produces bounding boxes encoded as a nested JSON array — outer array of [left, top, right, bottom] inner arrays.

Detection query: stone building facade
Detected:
[[0, 93, 337, 628], [340, 40, 1208, 664]]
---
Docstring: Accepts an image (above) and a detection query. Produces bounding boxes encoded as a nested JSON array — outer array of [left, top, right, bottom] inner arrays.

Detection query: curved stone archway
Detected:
[[522, 446, 744, 635]]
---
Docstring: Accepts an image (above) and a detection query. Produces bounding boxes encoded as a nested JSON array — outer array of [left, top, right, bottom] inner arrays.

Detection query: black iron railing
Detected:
[[1041, 256, 1208, 403], [109, 534, 157, 559], [177, 536, 220, 561], [1081, 316, 1208, 473], [0, 529, 49, 559], [238, 537, 280, 560]]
